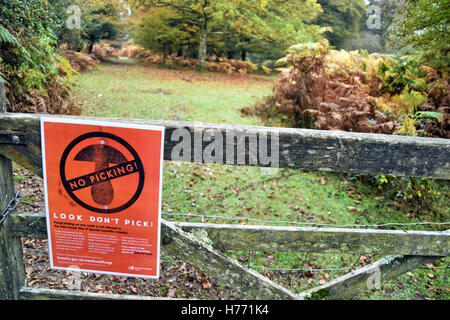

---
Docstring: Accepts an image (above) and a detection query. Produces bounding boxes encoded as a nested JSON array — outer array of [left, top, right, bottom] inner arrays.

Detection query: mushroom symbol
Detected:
[[74, 143, 127, 206]]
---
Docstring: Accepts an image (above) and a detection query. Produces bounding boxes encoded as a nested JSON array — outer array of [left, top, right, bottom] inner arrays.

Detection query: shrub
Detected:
[[0, 1, 81, 115], [245, 40, 449, 139], [124, 45, 262, 75], [62, 48, 100, 73], [92, 43, 121, 60]]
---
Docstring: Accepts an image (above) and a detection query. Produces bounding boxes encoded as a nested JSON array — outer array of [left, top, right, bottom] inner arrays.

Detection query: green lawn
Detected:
[[73, 60, 273, 125], [72, 61, 449, 300]]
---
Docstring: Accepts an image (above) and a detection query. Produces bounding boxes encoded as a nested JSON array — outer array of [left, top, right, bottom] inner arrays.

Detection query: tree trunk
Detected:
[[197, 22, 207, 71], [87, 42, 94, 54], [163, 44, 168, 65], [241, 49, 247, 61]]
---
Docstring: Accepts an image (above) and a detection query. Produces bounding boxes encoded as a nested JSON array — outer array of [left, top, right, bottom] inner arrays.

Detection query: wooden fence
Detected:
[[0, 84, 449, 299]]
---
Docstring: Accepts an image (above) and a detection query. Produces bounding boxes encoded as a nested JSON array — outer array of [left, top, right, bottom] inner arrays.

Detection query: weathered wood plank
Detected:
[[173, 222, 450, 256], [161, 220, 300, 299], [9, 213, 450, 256], [299, 254, 444, 300], [0, 155, 26, 299], [1, 113, 449, 179], [8, 212, 47, 239], [0, 114, 43, 176], [19, 287, 183, 300]]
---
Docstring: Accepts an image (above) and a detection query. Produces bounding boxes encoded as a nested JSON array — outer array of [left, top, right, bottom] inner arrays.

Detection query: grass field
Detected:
[[73, 59, 274, 125], [69, 61, 449, 299]]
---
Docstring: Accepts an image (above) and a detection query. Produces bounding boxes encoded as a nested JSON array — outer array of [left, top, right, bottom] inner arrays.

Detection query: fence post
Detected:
[[0, 79, 26, 299]]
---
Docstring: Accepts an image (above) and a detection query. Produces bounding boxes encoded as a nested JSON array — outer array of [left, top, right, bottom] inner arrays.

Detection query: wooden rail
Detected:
[[0, 113, 449, 179], [0, 110, 449, 300], [9, 212, 450, 257]]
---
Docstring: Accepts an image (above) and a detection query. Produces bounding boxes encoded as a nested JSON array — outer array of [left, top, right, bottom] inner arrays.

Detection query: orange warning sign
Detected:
[[41, 117, 164, 278]]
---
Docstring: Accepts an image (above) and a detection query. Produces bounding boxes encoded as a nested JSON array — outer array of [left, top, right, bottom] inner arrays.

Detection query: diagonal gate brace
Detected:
[[161, 219, 300, 300], [298, 230, 449, 300]]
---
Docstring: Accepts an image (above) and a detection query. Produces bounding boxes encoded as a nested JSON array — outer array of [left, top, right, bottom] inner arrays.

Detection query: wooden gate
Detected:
[[1, 85, 449, 300]]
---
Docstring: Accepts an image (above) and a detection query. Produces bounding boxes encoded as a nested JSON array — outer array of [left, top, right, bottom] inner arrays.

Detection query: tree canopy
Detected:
[[389, 0, 450, 74], [133, 7, 190, 62], [62, 0, 128, 52], [129, 0, 322, 70], [313, 0, 366, 48]]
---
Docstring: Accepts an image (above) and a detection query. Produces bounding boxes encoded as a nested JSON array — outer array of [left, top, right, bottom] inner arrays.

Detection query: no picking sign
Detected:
[[41, 118, 164, 278]]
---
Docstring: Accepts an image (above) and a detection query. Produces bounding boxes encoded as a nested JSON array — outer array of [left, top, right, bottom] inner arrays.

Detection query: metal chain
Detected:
[[0, 191, 20, 224]]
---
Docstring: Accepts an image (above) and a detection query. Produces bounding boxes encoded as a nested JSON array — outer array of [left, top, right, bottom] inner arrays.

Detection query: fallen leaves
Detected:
[[22, 235, 230, 299], [202, 281, 212, 289], [311, 176, 327, 185], [347, 206, 361, 213], [166, 288, 177, 298]]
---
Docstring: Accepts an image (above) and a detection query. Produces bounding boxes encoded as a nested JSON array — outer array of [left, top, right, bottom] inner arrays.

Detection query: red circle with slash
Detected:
[[60, 132, 145, 214]]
